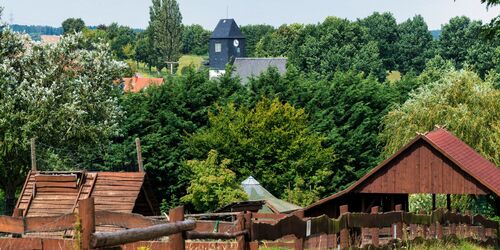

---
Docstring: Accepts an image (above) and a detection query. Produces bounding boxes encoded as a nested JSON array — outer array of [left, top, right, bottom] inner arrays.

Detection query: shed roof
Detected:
[[210, 19, 245, 39], [233, 58, 287, 84], [304, 128, 500, 212], [242, 176, 301, 213], [15, 171, 160, 218]]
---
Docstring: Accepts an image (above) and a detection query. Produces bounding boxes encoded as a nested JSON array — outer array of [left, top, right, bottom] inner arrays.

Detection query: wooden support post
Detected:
[[436, 221, 443, 239], [394, 204, 403, 240], [432, 194, 436, 211], [169, 206, 185, 250], [135, 138, 144, 172], [339, 205, 349, 249], [249, 241, 259, 250], [244, 212, 253, 241], [30, 138, 37, 171], [464, 210, 471, 238], [12, 208, 24, 238], [79, 197, 95, 250], [236, 213, 246, 250], [446, 194, 451, 211], [419, 209, 428, 239], [370, 206, 379, 246]]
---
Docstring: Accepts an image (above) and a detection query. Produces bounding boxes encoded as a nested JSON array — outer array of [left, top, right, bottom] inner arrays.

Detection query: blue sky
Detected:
[[2, 0, 499, 30]]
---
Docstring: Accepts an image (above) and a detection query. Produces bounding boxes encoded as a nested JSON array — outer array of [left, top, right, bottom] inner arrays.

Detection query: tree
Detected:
[[181, 150, 248, 212], [255, 23, 303, 57], [106, 23, 137, 60], [0, 30, 125, 214], [62, 18, 85, 34], [185, 98, 336, 206], [148, 0, 183, 71], [394, 15, 435, 74], [288, 17, 385, 80], [380, 69, 499, 166], [438, 16, 483, 68], [240, 24, 275, 57], [181, 24, 210, 55], [358, 12, 399, 71]]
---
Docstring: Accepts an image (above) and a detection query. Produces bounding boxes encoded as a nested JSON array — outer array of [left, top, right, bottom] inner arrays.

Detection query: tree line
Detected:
[[0, 1, 498, 216]]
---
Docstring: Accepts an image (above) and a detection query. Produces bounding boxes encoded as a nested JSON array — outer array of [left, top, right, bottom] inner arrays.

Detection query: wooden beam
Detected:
[[30, 138, 37, 171], [432, 194, 436, 210], [169, 206, 185, 250], [371, 206, 379, 247], [186, 230, 247, 240], [339, 205, 349, 249], [91, 220, 195, 248], [135, 138, 144, 172], [446, 194, 451, 211]]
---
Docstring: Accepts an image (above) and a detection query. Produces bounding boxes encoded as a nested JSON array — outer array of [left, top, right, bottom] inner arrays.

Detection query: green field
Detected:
[[126, 55, 205, 78]]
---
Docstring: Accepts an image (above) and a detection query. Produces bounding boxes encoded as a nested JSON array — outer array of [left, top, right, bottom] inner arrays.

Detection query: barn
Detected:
[[14, 170, 160, 218], [304, 128, 500, 218]]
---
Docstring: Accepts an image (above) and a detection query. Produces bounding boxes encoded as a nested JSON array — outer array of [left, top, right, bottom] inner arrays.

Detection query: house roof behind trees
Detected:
[[241, 176, 301, 213], [233, 58, 287, 84]]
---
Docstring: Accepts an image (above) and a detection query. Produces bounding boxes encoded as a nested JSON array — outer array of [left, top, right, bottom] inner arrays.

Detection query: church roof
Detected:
[[210, 19, 245, 39]]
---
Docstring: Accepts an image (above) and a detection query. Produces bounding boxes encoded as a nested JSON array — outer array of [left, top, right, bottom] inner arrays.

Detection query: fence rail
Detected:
[[0, 201, 497, 249]]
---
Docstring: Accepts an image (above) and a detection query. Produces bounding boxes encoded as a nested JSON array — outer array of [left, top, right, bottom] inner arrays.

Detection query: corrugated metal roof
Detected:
[[233, 58, 287, 84], [210, 19, 245, 39], [241, 176, 301, 213], [425, 128, 500, 196]]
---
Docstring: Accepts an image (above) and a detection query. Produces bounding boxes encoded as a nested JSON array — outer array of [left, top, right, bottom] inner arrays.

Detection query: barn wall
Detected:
[[357, 141, 489, 195]]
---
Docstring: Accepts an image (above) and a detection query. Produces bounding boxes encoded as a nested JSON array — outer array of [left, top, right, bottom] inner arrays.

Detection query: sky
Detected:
[[2, 0, 499, 30]]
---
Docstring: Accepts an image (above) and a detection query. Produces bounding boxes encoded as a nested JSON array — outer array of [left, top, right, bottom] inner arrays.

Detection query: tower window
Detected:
[[215, 43, 222, 53]]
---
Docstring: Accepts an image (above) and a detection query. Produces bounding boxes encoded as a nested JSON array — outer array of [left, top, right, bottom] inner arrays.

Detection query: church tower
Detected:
[[209, 19, 246, 71]]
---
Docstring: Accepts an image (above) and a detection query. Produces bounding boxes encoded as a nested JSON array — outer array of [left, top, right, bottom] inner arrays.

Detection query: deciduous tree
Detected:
[[62, 18, 85, 34]]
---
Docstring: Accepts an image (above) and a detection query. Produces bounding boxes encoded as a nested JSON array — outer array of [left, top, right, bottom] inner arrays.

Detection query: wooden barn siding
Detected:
[[358, 141, 489, 195]]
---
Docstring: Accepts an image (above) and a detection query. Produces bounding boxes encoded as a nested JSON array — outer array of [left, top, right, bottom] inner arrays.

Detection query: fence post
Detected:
[[370, 206, 379, 247], [394, 204, 403, 241], [79, 197, 95, 250], [236, 212, 246, 250], [12, 208, 24, 238], [169, 206, 185, 250], [339, 205, 349, 249], [419, 209, 427, 239]]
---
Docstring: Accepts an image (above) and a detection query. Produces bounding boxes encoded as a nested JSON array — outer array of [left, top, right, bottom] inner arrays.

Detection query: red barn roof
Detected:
[[304, 128, 499, 214]]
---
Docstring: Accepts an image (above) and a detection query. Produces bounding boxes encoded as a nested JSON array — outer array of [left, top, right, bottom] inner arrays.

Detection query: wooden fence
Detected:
[[0, 201, 498, 249]]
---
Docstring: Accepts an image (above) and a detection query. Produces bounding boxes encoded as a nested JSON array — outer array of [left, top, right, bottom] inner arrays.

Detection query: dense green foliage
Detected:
[[240, 24, 275, 57], [181, 150, 248, 212], [0, 29, 125, 214], [181, 24, 210, 55], [185, 99, 336, 207]]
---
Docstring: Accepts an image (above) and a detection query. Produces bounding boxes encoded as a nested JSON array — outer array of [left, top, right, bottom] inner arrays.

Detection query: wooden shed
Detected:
[[14, 170, 160, 218], [304, 128, 500, 218]]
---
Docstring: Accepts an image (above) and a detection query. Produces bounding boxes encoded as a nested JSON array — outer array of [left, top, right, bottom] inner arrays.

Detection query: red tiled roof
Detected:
[[123, 76, 164, 93], [424, 128, 500, 196]]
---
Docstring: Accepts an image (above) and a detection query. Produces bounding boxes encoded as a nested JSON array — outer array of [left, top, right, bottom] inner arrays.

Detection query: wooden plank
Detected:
[[29, 203, 74, 209], [94, 211, 163, 228], [14, 170, 33, 215], [36, 181, 77, 188], [94, 186, 144, 191], [35, 175, 77, 182], [0, 238, 43, 250], [97, 172, 145, 178], [0, 216, 24, 234], [25, 213, 76, 232], [36, 187, 79, 193], [94, 180, 143, 187], [92, 190, 140, 197]]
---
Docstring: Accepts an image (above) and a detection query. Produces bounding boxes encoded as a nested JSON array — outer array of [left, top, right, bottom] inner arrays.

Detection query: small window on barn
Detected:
[[215, 43, 222, 53]]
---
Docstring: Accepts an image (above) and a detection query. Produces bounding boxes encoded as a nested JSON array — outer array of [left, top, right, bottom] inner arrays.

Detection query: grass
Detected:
[[125, 55, 205, 78], [177, 55, 205, 75], [407, 240, 494, 250]]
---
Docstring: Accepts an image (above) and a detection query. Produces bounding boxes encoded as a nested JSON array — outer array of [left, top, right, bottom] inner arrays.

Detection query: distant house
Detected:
[[208, 18, 287, 83], [40, 35, 61, 45], [123, 74, 164, 93], [233, 58, 288, 84]]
